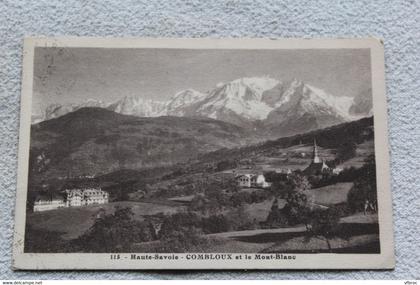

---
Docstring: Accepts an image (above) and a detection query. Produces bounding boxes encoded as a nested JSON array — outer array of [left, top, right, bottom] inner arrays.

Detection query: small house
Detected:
[[235, 174, 254, 188], [235, 173, 271, 189], [255, 174, 271, 188], [33, 194, 66, 212]]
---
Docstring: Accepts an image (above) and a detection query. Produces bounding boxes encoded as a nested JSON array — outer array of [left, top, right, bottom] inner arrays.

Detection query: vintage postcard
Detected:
[[13, 37, 394, 270]]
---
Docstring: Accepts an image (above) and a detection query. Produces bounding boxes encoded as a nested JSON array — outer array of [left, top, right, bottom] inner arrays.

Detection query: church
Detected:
[[303, 139, 331, 175]]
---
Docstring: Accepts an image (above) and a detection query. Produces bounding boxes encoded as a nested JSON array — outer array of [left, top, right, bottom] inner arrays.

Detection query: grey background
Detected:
[[0, 0, 419, 280]]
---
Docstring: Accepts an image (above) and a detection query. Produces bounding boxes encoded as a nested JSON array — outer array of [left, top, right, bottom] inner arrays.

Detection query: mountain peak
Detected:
[[172, 88, 205, 99], [33, 76, 369, 138], [288, 78, 304, 87], [107, 96, 166, 117], [228, 77, 280, 94]]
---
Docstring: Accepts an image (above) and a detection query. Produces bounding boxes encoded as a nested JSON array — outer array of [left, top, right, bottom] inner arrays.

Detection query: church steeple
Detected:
[[304, 138, 331, 175], [312, 138, 321, 163]]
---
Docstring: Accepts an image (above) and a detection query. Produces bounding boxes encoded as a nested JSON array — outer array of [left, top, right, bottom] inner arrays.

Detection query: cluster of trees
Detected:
[[307, 162, 371, 189], [26, 207, 156, 253], [159, 209, 255, 238], [150, 173, 238, 201], [195, 117, 373, 167], [72, 207, 156, 252], [26, 156, 377, 253], [39, 205, 257, 253], [265, 191, 341, 251], [335, 142, 357, 163], [347, 155, 377, 213], [216, 159, 238, 171], [308, 207, 341, 250], [189, 187, 272, 214], [264, 155, 378, 251], [265, 192, 310, 228], [266, 172, 310, 198], [135, 209, 255, 252], [25, 225, 70, 253], [305, 155, 377, 213], [230, 190, 272, 207], [151, 226, 211, 253]]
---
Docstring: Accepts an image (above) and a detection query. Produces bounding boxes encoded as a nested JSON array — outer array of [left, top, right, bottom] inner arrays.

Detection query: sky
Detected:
[[32, 47, 371, 111]]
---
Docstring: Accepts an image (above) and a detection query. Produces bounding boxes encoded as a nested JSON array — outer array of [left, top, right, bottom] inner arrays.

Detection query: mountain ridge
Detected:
[[29, 107, 260, 180], [33, 77, 371, 136]]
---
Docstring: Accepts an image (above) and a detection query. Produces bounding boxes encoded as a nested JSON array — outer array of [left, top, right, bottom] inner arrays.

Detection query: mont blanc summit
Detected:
[[32, 77, 367, 136]]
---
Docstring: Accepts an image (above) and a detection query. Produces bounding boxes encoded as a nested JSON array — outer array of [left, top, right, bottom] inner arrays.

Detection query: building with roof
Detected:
[[33, 188, 109, 212], [65, 188, 109, 207], [303, 139, 331, 175], [235, 173, 271, 188], [33, 194, 66, 212]]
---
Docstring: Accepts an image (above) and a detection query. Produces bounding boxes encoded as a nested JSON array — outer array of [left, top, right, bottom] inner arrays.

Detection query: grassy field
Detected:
[[27, 201, 184, 239], [242, 198, 286, 222], [306, 182, 354, 206], [167, 195, 195, 203], [204, 214, 379, 253], [131, 213, 379, 253], [262, 234, 379, 253]]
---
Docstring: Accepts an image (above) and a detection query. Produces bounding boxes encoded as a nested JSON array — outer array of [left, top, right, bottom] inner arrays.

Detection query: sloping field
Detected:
[[243, 198, 286, 222], [168, 195, 195, 203], [27, 201, 184, 240], [205, 214, 379, 253], [262, 234, 379, 253], [306, 182, 353, 205]]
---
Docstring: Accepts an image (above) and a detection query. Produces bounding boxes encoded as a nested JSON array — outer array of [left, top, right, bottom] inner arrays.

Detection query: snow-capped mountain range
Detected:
[[32, 77, 372, 136]]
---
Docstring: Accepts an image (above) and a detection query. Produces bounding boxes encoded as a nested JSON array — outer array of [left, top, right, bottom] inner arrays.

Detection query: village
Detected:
[[26, 129, 379, 254], [231, 139, 343, 189], [33, 139, 343, 212]]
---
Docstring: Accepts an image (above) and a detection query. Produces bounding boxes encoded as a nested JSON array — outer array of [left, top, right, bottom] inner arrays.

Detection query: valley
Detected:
[[26, 71, 378, 254], [25, 113, 378, 254]]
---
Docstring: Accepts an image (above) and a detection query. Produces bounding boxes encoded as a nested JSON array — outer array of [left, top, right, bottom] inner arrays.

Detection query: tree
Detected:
[[158, 212, 201, 239], [226, 205, 256, 231], [308, 208, 341, 251], [267, 172, 312, 228], [155, 226, 209, 253], [25, 225, 69, 253], [74, 207, 154, 252], [347, 155, 377, 213], [230, 191, 252, 207], [202, 215, 230, 234], [265, 198, 288, 228], [189, 195, 207, 212], [282, 192, 311, 226], [216, 159, 237, 171], [336, 142, 357, 163], [289, 173, 311, 192], [270, 172, 310, 198], [111, 145, 132, 169]]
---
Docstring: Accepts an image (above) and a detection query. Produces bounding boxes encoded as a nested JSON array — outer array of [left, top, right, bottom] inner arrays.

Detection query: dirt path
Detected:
[[207, 225, 307, 239], [207, 213, 378, 240]]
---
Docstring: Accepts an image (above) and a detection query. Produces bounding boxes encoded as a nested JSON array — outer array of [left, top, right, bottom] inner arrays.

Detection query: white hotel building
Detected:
[[33, 187, 109, 212]]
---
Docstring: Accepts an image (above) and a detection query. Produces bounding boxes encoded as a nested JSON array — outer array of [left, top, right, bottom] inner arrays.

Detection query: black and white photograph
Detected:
[[12, 37, 394, 270]]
